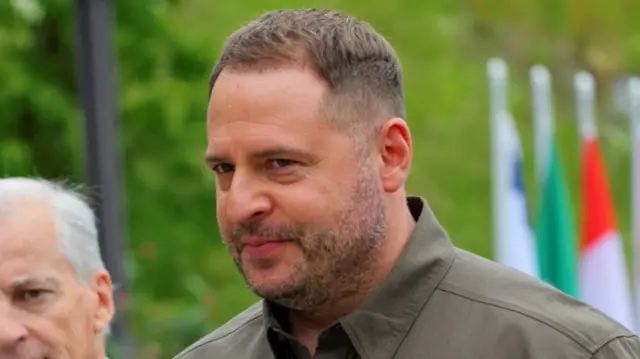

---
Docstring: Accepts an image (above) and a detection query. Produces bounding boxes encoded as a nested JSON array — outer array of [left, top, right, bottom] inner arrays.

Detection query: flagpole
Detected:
[[530, 65, 554, 192], [487, 58, 509, 263], [488, 58, 509, 129], [574, 72, 598, 142], [629, 77, 640, 332]]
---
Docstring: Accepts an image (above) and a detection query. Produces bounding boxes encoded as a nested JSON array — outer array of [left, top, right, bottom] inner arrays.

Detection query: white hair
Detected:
[[0, 177, 112, 336], [0, 177, 107, 282]]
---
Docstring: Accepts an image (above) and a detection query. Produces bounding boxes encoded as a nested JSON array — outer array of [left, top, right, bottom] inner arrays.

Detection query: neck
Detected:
[[289, 195, 415, 352], [93, 337, 107, 359]]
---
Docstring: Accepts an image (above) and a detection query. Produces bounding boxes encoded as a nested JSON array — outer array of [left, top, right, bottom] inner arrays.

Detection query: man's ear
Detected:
[[90, 271, 115, 335], [376, 118, 412, 193]]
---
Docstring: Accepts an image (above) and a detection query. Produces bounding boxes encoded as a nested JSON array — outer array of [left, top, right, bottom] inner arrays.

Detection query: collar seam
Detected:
[[388, 252, 456, 358], [345, 250, 456, 359]]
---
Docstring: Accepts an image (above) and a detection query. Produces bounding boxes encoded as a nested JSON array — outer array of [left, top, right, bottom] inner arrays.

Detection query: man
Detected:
[[0, 177, 114, 358], [176, 8, 640, 359]]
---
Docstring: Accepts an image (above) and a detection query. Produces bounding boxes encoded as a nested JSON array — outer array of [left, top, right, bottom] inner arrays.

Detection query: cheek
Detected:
[[32, 295, 94, 347], [215, 198, 231, 233], [216, 209, 232, 240], [215, 194, 225, 222], [274, 182, 343, 224], [23, 313, 72, 349]]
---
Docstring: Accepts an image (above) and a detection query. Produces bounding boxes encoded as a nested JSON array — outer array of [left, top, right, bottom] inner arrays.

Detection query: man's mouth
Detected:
[[241, 236, 289, 248], [239, 236, 291, 258]]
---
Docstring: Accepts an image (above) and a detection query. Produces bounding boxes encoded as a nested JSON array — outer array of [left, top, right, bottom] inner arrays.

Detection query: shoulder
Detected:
[[173, 301, 267, 359], [438, 249, 637, 356], [592, 335, 640, 358]]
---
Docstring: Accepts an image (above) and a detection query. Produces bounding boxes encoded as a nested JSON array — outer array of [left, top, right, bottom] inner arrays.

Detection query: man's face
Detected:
[[207, 66, 389, 309], [0, 201, 113, 359]]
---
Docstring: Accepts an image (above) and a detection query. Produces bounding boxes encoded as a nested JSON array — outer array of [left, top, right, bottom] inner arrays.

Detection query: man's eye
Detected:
[[269, 159, 295, 169], [213, 163, 234, 174], [17, 289, 47, 302]]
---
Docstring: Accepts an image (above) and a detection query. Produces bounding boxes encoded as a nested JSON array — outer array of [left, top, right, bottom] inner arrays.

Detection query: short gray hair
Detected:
[[0, 177, 107, 283], [210, 9, 405, 136]]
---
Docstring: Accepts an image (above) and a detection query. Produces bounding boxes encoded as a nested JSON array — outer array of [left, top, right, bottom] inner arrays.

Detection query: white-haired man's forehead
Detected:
[[0, 179, 96, 231], [0, 181, 56, 211], [0, 197, 53, 221]]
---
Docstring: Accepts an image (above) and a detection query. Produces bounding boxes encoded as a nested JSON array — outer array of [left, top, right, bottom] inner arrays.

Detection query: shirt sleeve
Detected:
[[591, 335, 640, 359]]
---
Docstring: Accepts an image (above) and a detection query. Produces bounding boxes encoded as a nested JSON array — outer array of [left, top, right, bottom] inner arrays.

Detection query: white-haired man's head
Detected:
[[0, 177, 114, 359], [0, 177, 106, 283]]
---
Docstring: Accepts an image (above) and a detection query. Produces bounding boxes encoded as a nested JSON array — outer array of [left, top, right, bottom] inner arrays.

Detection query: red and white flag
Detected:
[[576, 72, 634, 330], [579, 137, 634, 330]]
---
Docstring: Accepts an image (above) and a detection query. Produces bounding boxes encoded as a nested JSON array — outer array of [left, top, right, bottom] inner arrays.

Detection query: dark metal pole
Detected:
[[75, 0, 134, 356]]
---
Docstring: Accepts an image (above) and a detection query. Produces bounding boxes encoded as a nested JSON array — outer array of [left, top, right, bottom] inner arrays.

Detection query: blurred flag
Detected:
[[494, 112, 538, 277], [536, 140, 578, 297], [487, 58, 538, 277], [576, 72, 635, 330], [493, 112, 539, 276], [579, 136, 635, 330], [531, 65, 578, 296]]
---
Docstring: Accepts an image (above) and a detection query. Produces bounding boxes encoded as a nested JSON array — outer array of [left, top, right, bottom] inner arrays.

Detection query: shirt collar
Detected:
[[263, 196, 455, 358]]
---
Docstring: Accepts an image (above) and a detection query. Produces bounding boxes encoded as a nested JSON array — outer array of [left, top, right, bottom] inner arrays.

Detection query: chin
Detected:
[[245, 266, 298, 296]]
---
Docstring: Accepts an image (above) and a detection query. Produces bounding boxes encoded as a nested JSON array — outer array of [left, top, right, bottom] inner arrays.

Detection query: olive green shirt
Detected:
[[175, 197, 640, 359]]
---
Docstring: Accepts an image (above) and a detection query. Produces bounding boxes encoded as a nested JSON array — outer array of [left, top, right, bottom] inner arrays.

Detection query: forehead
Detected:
[[0, 201, 70, 286], [207, 67, 333, 152]]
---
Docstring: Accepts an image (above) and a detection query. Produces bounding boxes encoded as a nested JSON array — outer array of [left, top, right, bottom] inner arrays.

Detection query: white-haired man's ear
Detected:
[[103, 282, 121, 337], [91, 271, 116, 337]]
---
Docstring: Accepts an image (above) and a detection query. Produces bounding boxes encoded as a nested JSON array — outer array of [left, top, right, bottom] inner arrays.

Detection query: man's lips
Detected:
[[240, 236, 291, 258], [241, 236, 290, 247]]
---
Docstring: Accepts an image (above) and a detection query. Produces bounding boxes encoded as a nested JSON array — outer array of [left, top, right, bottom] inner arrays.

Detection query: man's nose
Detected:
[[225, 175, 273, 223], [0, 321, 27, 344], [0, 303, 28, 348]]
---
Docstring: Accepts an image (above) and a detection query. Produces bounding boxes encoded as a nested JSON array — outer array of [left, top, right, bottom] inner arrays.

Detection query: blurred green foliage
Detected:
[[0, 0, 638, 357]]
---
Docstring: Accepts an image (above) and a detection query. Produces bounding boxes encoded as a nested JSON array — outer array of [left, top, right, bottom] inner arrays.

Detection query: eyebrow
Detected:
[[11, 277, 60, 290], [205, 146, 316, 166]]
